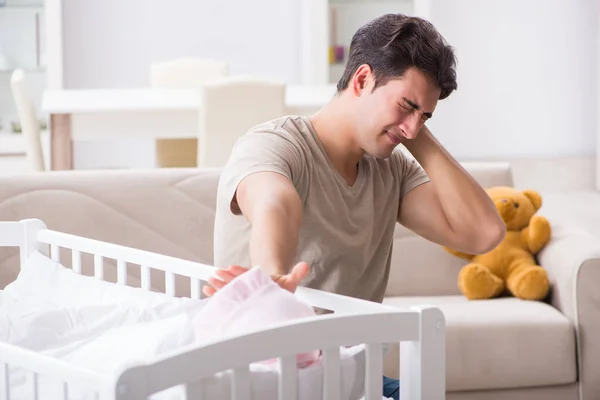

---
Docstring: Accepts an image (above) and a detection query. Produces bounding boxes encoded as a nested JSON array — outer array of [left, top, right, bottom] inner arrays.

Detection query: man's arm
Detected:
[[204, 171, 309, 297], [235, 171, 303, 276], [398, 126, 505, 254]]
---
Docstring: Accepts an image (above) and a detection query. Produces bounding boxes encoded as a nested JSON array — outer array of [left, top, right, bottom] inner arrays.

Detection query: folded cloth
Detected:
[[192, 266, 320, 367]]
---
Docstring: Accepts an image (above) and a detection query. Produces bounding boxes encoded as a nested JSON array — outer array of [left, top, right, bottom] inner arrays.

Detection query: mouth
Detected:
[[385, 130, 404, 145]]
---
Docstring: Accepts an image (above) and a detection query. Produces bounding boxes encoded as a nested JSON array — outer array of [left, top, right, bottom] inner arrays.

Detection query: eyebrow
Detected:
[[402, 97, 433, 119]]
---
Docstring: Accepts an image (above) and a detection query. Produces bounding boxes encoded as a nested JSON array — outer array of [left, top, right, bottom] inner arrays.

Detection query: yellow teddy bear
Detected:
[[445, 186, 552, 301]]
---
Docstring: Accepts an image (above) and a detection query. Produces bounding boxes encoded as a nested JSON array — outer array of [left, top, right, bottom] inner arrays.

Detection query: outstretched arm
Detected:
[[398, 126, 505, 255], [204, 171, 309, 296], [236, 171, 303, 276]]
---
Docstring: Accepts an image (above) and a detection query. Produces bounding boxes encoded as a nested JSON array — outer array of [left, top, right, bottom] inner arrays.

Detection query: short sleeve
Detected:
[[393, 147, 430, 197], [219, 128, 306, 215]]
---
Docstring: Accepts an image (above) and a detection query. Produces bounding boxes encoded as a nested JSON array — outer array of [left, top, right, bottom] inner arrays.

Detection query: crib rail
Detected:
[[118, 310, 422, 399], [0, 341, 112, 399], [0, 219, 446, 400], [19, 219, 408, 314], [38, 228, 215, 281]]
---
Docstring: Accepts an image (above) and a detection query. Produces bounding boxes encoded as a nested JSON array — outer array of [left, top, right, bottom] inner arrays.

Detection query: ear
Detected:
[[522, 189, 542, 211], [351, 64, 373, 96]]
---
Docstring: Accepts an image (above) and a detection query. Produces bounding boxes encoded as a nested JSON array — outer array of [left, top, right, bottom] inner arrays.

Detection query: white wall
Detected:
[[61, 0, 302, 88], [59, 0, 305, 169], [328, 0, 413, 83], [422, 0, 597, 159], [55, 0, 599, 172]]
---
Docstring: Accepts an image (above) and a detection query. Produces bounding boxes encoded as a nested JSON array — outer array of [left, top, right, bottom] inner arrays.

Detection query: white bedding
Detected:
[[1, 252, 389, 399]]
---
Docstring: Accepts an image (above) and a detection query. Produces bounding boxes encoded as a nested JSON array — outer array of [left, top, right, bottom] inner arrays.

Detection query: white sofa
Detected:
[[0, 163, 598, 400]]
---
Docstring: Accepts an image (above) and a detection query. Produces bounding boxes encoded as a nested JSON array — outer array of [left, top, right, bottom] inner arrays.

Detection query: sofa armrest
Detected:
[[538, 223, 600, 400]]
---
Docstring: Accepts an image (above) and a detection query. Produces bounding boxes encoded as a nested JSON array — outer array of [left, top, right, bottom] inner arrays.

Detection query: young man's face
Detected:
[[353, 66, 441, 159]]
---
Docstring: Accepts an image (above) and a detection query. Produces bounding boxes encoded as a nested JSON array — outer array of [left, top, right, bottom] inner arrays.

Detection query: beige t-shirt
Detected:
[[213, 116, 429, 303]]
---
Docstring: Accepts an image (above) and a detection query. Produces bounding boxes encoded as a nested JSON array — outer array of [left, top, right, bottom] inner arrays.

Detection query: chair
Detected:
[[149, 58, 228, 168], [10, 69, 45, 172], [198, 76, 286, 168]]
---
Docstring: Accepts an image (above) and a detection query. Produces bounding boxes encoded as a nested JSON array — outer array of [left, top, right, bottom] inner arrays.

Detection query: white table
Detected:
[[41, 84, 337, 170]]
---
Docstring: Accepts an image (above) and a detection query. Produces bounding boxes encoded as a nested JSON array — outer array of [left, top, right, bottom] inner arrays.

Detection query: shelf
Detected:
[[329, 0, 403, 3], [0, 67, 45, 73], [0, 129, 48, 155], [0, 5, 44, 11]]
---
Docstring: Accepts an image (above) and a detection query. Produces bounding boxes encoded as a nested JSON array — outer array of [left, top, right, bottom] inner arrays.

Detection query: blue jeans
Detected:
[[383, 376, 400, 400]]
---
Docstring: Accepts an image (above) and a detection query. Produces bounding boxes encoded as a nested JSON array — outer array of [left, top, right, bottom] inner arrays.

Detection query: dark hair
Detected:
[[337, 14, 457, 99]]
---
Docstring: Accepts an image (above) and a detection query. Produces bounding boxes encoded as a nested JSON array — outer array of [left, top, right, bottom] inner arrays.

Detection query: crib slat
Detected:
[[185, 379, 204, 400], [231, 366, 250, 400], [117, 260, 127, 285], [141, 265, 151, 291], [190, 278, 201, 300], [94, 255, 104, 280], [323, 347, 341, 400], [63, 381, 68, 399], [32, 372, 38, 399], [51, 244, 60, 262], [365, 344, 383, 400], [165, 272, 175, 297], [278, 355, 298, 400], [2, 363, 10, 400], [71, 250, 81, 274]]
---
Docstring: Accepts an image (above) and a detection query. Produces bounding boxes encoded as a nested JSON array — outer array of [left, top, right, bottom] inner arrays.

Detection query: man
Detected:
[[205, 13, 506, 399]]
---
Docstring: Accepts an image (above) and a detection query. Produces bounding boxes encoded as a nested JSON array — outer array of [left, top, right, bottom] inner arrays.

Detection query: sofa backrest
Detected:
[[0, 168, 221, 291], [0, 162, 513, 296]]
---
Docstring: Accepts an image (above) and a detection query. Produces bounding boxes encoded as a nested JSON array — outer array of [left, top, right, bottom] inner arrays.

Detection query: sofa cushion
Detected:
[[382, 296, 576, 392]]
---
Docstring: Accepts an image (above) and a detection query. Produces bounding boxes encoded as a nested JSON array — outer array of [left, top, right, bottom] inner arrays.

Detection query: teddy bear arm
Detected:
[[521, 216, 552, 254]]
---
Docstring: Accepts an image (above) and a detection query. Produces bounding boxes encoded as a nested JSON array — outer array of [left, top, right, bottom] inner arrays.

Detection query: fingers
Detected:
[[277, 262, 310, 293], [228, 265, 250, 276], [207, 276, 226, 290], [202, 265, 249, 298], [215, 268, 238, 283], [202, 285, 216, 297], [290, 262, 310, 282]]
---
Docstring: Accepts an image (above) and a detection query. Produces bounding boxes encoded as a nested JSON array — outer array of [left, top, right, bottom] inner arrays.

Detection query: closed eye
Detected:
[[399, 98, 432, 122]]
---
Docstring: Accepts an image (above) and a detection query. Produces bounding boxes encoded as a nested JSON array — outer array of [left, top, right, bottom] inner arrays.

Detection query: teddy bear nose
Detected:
[[514, 202, 519, 208]]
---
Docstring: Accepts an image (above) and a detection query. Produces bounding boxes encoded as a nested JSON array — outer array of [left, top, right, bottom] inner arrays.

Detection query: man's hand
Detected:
[[202, 262, 310, 297]]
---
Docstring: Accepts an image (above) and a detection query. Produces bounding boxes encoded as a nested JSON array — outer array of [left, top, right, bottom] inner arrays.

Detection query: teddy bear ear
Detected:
[[522, 189, 542, 210]]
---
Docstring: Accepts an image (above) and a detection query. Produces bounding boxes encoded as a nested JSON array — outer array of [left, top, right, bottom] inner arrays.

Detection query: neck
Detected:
[[309, 95, 364, 184]]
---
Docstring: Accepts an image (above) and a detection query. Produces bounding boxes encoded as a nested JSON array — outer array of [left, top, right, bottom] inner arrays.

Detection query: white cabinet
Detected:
[[0, 1, 46, 135], [299, 0, 430, 85], [0, 4, 45, 72]]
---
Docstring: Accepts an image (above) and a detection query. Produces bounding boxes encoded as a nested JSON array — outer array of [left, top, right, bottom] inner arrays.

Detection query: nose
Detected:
[[398, 113, 423, 139], [500, 199, 519, 208]]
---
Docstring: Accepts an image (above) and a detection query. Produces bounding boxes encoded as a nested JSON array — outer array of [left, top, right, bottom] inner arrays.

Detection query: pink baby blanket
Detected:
[[192, 266, 321, 368]]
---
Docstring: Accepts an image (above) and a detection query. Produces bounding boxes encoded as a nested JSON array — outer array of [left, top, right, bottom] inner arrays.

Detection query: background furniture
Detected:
[[10, 69, 45, 172], [197, 76, 286, 167], [0, 163, 597, 399], [150, 57, 228, 168], [40, 84, 333, 170]]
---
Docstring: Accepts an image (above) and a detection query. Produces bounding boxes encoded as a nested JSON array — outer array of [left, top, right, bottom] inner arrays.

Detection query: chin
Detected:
[[367, 146, 395, 160]]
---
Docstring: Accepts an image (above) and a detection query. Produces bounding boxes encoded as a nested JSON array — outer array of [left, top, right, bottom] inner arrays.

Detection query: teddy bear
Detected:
[[444, 186, 552, 301]]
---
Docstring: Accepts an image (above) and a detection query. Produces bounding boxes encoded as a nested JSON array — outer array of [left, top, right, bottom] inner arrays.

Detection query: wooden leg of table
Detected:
[[50, 113, 73, 170]]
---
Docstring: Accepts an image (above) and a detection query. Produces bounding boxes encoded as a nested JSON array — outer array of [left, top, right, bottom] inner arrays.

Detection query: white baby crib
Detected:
[[0, 219, 446, 400]]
